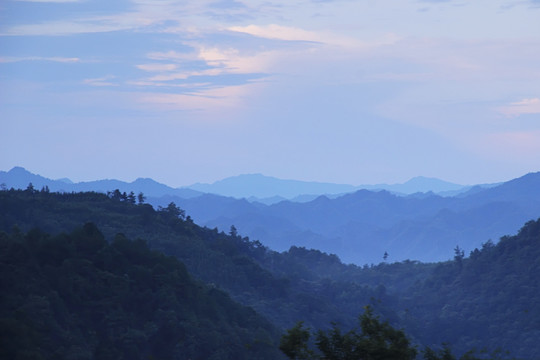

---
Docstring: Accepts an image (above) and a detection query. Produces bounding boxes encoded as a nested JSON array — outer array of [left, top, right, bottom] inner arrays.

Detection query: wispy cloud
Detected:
[[138, 81, 265, 113], [227, 24, 391, 49], [0, 56, 80, 63], [136, 63, 178, 72], [134, 45, 275, 87], [83, 75, 118, 87], [1, 19, 132, 36], [228, 24, 323, 43], [498, 98, 540, 117], [15, 0, 82, 2]]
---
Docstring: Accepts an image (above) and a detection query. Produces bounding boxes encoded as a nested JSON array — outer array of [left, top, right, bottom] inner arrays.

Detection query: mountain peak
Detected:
[[8, 166, 31, 174]]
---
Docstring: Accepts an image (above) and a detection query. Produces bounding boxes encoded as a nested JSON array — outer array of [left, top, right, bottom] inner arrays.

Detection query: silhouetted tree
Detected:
[[230, 225, 238, 237], [26, 183, 35, 193], [137, 192, 146, 204], [158, 202, 185, 220], [127, 191, 136, 204], [279, 322, 313, 360], [280, 306, 417, 360]]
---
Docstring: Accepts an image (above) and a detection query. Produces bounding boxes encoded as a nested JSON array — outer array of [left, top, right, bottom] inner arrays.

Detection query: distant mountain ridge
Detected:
[[186, 174, 357, 200], [1, 167, 474, 202], [150, 171, 540, 264], [185, 173, 472, 200], [0, 167, 202, 199], [3, 166, 538, 264]]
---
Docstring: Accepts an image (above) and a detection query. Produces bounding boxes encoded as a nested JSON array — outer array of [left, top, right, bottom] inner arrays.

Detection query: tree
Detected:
[[137, 192, 146, 205], [383, 251, 389, 261], [26, 182, 35, 193], [454, 246, 464, 262], [279, 322, 314, 360], [127, 191, 136, 204], [229, 225, 238, 237], [158, 202, 185, 220], [109, 189, 122, 201], [280, 306, 417, 360], [454, 246, 465, 270]]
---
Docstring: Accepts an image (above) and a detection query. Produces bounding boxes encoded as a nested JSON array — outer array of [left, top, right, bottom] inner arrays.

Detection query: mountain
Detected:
[[157, 172, 540, 264], [186, 173, 357, 199], [0, 223, 281, 359], [1, 167, 472, 202], [0, 188, 386, 338], [2, 187, 539, 358], [0, 167, 202, 199], [4, 167, 537, 264], [398, 218, 540, 358], [0, 166, 58, 190], [374, 176, 467, 194], [186, 174, 471, 200]]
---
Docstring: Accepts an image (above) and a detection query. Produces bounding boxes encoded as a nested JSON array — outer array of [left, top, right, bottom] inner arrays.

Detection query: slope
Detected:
[[0, 224, 280, 359]]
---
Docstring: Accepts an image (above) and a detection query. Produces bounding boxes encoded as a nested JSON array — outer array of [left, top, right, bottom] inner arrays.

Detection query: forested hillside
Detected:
[[2, 188, 540, 358], [151, 172, 540, 264], [400, 219, 540, 357], [0, 188, 383, 332], [0, 224, 280, 359]]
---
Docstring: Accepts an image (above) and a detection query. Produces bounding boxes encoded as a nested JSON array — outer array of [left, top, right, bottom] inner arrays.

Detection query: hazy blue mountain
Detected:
[[370, 176, 467, 194], [0, 167, 202, 199], [0, 166, 59, 190], [164, 172, 540, 265], [3, 185, 539, 358], [3, 166, 537, 264], [186, 173, 472, 200], [186, 173, 357, 199], [55, 177, 73, 184], [2, 167, 472, 203], [247, 195, 288, 205]]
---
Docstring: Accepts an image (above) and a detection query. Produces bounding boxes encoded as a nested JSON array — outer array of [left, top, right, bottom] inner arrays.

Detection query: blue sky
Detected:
[[1, 0, 539, 187]]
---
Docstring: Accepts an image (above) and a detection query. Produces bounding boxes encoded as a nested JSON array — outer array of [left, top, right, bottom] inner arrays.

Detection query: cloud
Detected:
[[1, 19, 131, 36], [498, 98, 540, 117], [147, 51, 198, 62], [15, 0, 82, 2], [136, 63, 178, 72], [0, 56, 80, 63], [227, 24, 375, 49], [138, 81, 265, 114], [134, 45, 276, 87], [228, 24, 323, 43], [83, 75, 118, 87]]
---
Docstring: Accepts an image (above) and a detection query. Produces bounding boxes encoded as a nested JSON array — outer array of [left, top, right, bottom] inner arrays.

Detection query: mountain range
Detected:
[[1, 166, 536, 265], [150, 173, 540, 264], [0, 166, 202, 199], [0, 167, 480, 203], [2, 187, 540, 359], [186, 173, 477, 200]]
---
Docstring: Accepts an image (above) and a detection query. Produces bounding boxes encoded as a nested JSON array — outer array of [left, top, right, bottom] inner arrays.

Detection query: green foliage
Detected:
[[0, 225, 281, 359], [399, 219, 540, 358], [279, 322, 314, 360], [280, 306, 417, 360], [1, 189, 538, 359]]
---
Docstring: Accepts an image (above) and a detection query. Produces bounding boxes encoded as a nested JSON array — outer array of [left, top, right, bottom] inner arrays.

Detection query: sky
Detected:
[[1, 0, 540, 187]]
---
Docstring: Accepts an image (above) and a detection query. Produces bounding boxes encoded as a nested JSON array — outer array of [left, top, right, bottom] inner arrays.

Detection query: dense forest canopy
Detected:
[[1, 187, 539, 359]]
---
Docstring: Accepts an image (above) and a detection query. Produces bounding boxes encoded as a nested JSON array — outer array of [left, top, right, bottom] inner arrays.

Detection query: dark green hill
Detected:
[[398, 219, 540, 358], [2, 188, 540, 358], [0, 188, 382, 333], [0, 223, 280, 359], [158, 172, 540, 264]]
